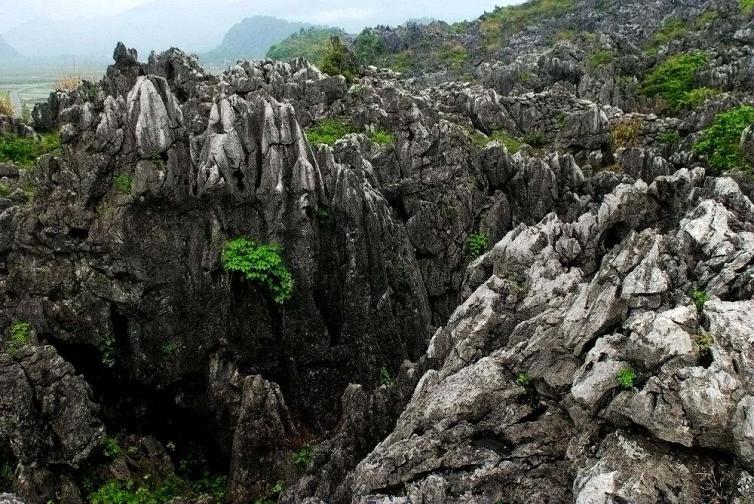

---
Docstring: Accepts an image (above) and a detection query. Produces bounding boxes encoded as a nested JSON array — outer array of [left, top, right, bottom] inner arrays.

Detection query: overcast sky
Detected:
[[0, 0, 510, 31]]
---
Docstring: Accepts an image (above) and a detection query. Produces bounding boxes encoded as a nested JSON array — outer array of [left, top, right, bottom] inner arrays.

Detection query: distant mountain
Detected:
[[0, 34, 18, 59], [2, 0, 296, 59], [203, 16, 313, 64]]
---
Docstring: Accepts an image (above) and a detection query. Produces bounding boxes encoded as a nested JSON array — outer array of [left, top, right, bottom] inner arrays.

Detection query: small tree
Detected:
[[320, 36, 358, 84]]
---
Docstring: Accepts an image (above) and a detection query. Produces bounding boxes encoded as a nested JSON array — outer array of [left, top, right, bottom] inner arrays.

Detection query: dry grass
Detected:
[[55, 75, 81, 92], [0, 93, 13, 116], [611, 118, 643, 148]]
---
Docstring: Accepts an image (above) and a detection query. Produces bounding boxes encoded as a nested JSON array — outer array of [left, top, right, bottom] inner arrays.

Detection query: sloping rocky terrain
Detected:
[[0, 0, 753, 503]]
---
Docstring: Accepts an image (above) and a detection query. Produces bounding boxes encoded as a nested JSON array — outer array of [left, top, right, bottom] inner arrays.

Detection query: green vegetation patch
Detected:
[[657, 131, 680, 145], [267, 28, 342, 64], [693, 105, 754, 173], [320, 36, 358, 83], [114, 174, 133, 194], [90, 474, 226, 504], [480, 0, 576, 50], [380, 367, 396, 388], [678, 87, 720, 109], [742, 0, 754, 15], [588, 49, 616, 69], [292, 443, 315, 469], [465, 233, 490, 259], [5, 321, 31, 356], [515, 372, 531, 387], [690, 289, 709, 312], [222, 237, 294, 304], [616, 368, 637, 390], [305, 119, 393, 146], [0, 133, 61, 166], [640, 51, 709, 110], [473, 130, 524, 153]]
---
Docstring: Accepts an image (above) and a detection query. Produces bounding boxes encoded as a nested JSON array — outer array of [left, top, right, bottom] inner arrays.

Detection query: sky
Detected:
[[0, 0, 509, 31]]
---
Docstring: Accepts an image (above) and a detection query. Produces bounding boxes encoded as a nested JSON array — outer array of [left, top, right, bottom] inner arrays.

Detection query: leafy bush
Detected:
[[611, 119, 642, 148], [55, 75, 80, 92], [320, 36, 358, 84], [292, 443, 315, 469], [465, 233, 489, 259], [616, 368, 637, 390], [588, 49, 616, 69], [690, 289, 709, 312], [104, 437, 121, 458], [742, 0, 754, 15], [0, 133, 61, 166], [306, 119, 392, 147], [515, 373, 531, 387], [644, 18, 687, 55], [657, 131, 680, 145], [0, 93, 13, 116], [695, 332, 714, 355], [370, 129, 394, 146], [693, 105, 754, 172], [354, 29, 385, 64], [380, 367, 396, 388], [306, 119, 353, 145], [114, 174, 133, 194], [100, 333, 116, 368], [222, 238, 294, 304], [6, 321, 31, 356], [474, 130, 524, 153], [438, 43, 470, 70], [0, 184, 9, 197], [678, 87, 720, 109], [523, 132, 547, 148], [640, 51, 709, 110]]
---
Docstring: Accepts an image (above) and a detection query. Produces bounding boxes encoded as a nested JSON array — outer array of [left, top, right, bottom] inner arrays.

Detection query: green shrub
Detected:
[[306, 119, 354, 145], [354, 29, 385, 64], [695, 332, 714, 356], [90, 469, 226, 504], [6, 321, 31, 356], [292, 443, 315, 469], [644, 18, 687, 55], [588, 49, 616, 69], [657, 131, 680, 145], [523, 132, 547, 148], [0, 133, 61, 166], [100, 333, 116, 368], [0, 184, 9, 197], [640, 51, 709, 110], [690, 289, 709, 312], [742, 0, 754, 15], [380, 367, 396, 388], [0, 460, 12, 490], [253, 481, 284, 504], [370, 129, 394, 146], [438, 43, 470, 70], [616, 368, 637, 390], [320, 36, 358, 84], [678, 87, 720, 109], [114, 174, 133, 194], [104, 437, 121, 458], [222, 238, 294, 304], [465, 233, 489, 259], [693, 105, 754, 172], [474, 130, 523, 153], [515, 372, 531, 387]]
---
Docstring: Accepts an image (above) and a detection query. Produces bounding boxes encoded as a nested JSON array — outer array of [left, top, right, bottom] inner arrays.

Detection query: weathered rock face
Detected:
[[1, 0, 754, 501]]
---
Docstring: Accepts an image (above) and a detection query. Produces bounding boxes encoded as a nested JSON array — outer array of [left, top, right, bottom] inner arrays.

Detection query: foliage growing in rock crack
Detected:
[[100, 333, 116, 368], [473, 130, 524, 153], [465, 233, 489, 259], [306, 119, 394, 146], [693, 105, 754, 173], [742, 0, 754, 15], [0, 93, 13, 116], [114, 174, 133, 194], [616, 368, 637, 390], [0, 133, 61, 166], [639, 51, 710, 110], [222, 238, 294, 304], [657, 131, 680, 145], [695, 332, 715, 358], [515, 372, 531, 387], [480, 0, 576, 50], [611, 118, 642, 148], [690, 289, 709, 312], [5, 321, 31, 356], [320, 36, 358, 84], [103, 437, 121, 458], [292, 442, 315, 469], [380, 367, 396, 388]]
